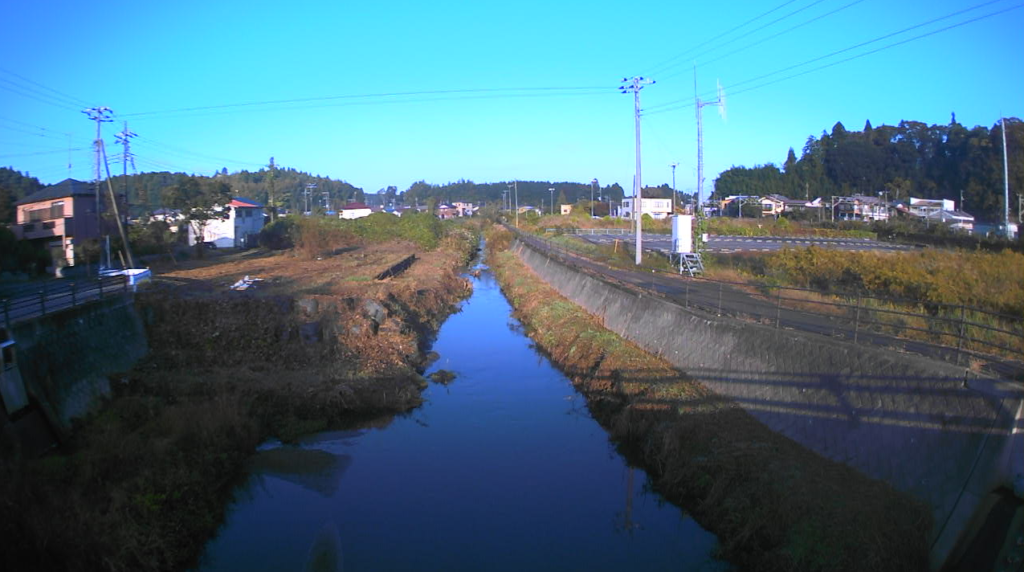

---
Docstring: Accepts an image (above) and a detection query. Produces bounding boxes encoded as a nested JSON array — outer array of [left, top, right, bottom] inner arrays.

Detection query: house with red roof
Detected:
[[187, 197, 264, 248]]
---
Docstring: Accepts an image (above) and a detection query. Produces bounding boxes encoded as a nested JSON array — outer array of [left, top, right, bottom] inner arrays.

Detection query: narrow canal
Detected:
[[197, 248, 727, 572]]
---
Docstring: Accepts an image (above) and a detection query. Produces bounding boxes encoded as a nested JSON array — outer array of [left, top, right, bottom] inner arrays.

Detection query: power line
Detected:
[[0, 77, 88, 110], [120, 85, 615, 119], [0, 83, 82, 112], [684, 0, 832, 68], [0, 66, 93, 107], [133, 136, 263, 167], [644, 1, 1018, 115], [675, 0, 868, 77], [0, 148, 87, 158], [644, 0, 804, 76]]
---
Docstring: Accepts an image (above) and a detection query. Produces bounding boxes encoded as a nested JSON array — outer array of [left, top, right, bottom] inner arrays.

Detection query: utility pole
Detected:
[[549, 187, 555, 216], [514, 180, 519, 228], [115, 122, 136, 221], [694, 67, 724, 250], [305, 183, 317, 215], [590, 178, 597, 218], [267, 157, 277, 222], [670, 162, 678, 214], [1001, 115, 1010, 237], [100, 141, 135, 269], [82, 107, 113, 252], [621, 76, 654, 265]]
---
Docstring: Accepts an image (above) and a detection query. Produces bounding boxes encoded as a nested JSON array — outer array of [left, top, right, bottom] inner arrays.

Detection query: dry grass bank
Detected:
[[487, 225, 930, 572], [0, 229, 478, 572]]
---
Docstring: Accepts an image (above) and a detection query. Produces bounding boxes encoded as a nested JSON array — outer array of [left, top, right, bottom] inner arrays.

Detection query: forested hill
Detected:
[[713, 118, 1022, 222], [0, 167, 43, 223], [108, 168, 364, 216]]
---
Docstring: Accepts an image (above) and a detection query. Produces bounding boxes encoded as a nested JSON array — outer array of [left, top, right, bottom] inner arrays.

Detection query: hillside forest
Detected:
[[714, 117, 1022, 223], [0, 117, 1019, 224]]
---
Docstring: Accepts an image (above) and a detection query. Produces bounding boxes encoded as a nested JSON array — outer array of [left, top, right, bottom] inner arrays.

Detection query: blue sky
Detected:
[[1, 0, 1021, 199]]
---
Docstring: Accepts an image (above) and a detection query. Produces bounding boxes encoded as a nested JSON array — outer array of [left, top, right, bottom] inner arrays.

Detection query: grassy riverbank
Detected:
[[0, 226, 478, 572], [486, 225, 931, 572]]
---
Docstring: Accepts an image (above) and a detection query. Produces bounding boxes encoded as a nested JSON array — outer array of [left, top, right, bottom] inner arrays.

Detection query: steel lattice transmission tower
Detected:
[[620, 76, 654, 265]]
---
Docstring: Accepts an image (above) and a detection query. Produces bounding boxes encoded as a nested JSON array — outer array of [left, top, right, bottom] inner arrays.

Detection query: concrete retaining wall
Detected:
[[12, 294, 148, 430], [514, 239, 1023, 569]]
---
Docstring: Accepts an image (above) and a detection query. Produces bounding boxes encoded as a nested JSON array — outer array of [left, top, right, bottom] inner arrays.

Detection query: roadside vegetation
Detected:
[[0, 220, 478, 572], [486, 225, 930, 572]]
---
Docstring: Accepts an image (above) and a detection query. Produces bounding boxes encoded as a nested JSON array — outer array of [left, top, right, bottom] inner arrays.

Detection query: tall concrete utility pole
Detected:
[[549, 187, 555, 215], [82, 107, 113, 240], [1001, 115, 1010, 237], [590, 178, 597, 218], [621, 76, 654, 265], [694, 66, 724, 238], [670, 162, 678, 214]]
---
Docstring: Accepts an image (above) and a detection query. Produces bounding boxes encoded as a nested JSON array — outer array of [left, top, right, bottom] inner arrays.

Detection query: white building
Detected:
[[339, 202, 372, 220], [620, 197, 673, 220], [188, 197, 264, 248]]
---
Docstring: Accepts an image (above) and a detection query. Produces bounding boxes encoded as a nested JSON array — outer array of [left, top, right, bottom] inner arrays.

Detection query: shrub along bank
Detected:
[[486, 225, 931, 572], [0, 229, 477, 572]]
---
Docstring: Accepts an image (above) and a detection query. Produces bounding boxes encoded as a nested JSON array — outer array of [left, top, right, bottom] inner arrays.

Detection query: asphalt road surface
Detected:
[[581, 233, 915, 253]]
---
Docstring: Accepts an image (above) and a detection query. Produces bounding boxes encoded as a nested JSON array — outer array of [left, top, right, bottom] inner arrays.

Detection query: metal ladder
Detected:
[[679, 253, 704, 277]]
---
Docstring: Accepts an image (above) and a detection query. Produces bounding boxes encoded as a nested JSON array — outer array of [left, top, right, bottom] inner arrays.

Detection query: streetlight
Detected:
[[549, 187, 555, 216], [590, 179, 597, 218]]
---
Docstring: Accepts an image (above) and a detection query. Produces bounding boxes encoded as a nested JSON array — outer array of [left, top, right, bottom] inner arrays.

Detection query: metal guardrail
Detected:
[[2, 275, 130, 329], [513, 227, 1024, 371]]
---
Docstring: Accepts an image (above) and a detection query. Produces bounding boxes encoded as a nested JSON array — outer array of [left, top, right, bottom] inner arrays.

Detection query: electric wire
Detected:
[[0, 66, 93, 108], [644, 0, 804, 77], [0, 83, 82, 112], [643, 0, 1017, 115], [120, 86, 616, 119], [665, 0, 869, 79]]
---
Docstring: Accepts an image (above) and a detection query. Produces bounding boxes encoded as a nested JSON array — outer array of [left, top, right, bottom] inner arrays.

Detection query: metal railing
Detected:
[[2, 275, 130, 329], [511, 227, 1024, 373]]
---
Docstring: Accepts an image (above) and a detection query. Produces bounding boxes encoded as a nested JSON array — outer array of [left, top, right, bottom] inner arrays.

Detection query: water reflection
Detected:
[[198, 254, 728, 572]]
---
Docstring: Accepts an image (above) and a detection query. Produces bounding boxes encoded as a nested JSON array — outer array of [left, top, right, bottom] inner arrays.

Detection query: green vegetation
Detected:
[[714, 117, 1022, 223]]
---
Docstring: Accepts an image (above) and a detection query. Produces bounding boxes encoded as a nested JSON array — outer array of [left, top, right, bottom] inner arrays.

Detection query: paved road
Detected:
[[580, 233, 915, 253]]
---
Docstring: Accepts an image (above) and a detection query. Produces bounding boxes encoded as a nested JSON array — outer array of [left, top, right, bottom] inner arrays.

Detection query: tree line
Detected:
[[714, 117, 1022, 222]]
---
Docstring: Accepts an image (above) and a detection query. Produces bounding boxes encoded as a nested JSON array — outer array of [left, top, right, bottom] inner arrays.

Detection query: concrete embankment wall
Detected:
[[11, 295, 148, 430], [513, 239, 1023, 569]]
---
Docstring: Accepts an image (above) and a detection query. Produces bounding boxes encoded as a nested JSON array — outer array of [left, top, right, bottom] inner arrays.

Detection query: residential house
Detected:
[[833, 195, 889, 222], [759, 194, 823, 217], [436, 204, 458, 219], [150, 208, 184, 232], [620, 197, 672, 220], [560, 204, 572, 215], [188, 197, 264, 248], [901, 198, 974, 233], [338, 202, 372, 220], [12, 178, 105, 266], [452, 201, 475, 217]]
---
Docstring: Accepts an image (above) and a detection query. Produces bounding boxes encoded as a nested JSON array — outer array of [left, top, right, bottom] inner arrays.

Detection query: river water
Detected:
[[197, 249, 727, 572]]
